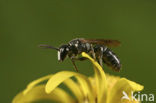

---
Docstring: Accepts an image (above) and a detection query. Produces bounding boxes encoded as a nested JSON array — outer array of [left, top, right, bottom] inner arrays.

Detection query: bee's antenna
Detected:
[[38, 44, 59, 51]]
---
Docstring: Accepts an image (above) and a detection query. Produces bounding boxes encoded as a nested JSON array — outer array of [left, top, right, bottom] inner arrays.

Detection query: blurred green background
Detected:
[[1, 0, 156, 103]]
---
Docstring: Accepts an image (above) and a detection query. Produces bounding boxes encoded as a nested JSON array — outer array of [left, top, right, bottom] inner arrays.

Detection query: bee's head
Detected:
[[39, 44, 69, 62], [58, 45, 69, 62]]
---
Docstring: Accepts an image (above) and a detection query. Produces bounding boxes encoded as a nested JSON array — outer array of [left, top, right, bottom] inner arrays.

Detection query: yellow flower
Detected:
[[12, 52, 144, 103]]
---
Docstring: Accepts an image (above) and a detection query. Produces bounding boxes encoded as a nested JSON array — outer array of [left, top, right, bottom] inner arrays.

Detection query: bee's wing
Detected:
[[79, 38, 121, 47]]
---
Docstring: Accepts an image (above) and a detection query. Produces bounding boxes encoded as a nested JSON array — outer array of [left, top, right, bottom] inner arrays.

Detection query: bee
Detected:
[[39, 38, 121, 72]]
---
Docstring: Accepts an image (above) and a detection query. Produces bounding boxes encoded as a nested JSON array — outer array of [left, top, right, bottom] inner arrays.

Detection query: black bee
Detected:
[[39, 38, 121, 72]]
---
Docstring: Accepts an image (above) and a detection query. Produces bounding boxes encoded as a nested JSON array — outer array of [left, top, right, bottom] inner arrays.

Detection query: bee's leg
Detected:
[[70, 57, 87, 72], [70, 58, 79, 72], [98, 56, 103, 68], [90, 45, 96, 60], [99, 49, 103, 67]]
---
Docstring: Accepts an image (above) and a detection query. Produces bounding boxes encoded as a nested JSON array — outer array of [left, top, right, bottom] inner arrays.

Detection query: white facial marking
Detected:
[[75, 44, 78, 47], [66, 48, 69, 51], [58, 51, 61, 61]]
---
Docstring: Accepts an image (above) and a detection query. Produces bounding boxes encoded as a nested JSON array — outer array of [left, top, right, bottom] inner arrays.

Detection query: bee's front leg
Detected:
[[70, 57, 79, 72]]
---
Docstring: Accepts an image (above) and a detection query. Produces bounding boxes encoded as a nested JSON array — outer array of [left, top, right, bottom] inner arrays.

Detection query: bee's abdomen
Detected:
[[102, 48, 121, 72]]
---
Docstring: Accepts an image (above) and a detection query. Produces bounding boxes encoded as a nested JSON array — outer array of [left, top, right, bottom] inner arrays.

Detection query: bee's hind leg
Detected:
[[98, 48, 104, 68], [98, 57, 103, 68], [90, 45, 96, 60]]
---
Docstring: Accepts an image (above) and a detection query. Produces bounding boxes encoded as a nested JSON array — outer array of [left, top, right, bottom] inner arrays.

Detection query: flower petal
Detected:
[[63, 78, 83, 101], [23, 74, 53, 94], [105, 74, 120, 91], [88, 77, 97, 98], [45, 71, 95, 103], [82, 52, 107, 103], [107, 78, 144, 103], [12, 85, 75, 103]]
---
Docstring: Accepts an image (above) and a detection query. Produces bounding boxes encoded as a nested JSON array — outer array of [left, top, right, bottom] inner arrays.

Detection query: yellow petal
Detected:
[[107, 78, 144, 103], [82, 52, 107, 103], [63, 78, 83, 102], [105, 74, 120, 91], [88, 77, 97, 98], [23, 74, 53, 94], [12, 85, 75, 103], [45, 71, 95, 103]]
